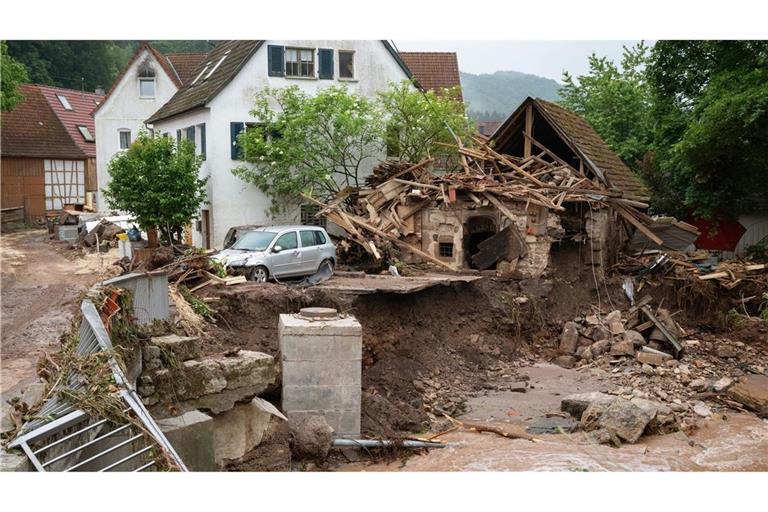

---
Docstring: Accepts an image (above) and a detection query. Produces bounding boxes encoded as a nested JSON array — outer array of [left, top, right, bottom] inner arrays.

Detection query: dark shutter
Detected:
[[318, 49, 334, 79], [267, 45, 285, 77], [200, 123, 206, 161], [176, 129, 181, 147], [230, 122, 244, 160]]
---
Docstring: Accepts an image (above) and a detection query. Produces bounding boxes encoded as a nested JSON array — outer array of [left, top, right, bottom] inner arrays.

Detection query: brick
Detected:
[[636, 351, 667, 366]]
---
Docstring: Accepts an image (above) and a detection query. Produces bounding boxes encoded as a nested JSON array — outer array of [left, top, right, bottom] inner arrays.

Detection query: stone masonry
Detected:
[[279, 309, 362, 438]]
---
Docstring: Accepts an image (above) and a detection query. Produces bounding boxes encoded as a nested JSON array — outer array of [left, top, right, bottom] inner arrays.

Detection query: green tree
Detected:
[[646, 41, 768, 218], [378, 81, 473, 166], [233, 85, 385, 208], [104, 133, 207, 245], [1, 41, 29, 111], [559, 42, 654, 172]]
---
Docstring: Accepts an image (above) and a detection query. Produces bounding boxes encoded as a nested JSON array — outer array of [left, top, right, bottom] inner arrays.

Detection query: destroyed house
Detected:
[[410, 97, 649, 277], [315, 96, 651, 279]]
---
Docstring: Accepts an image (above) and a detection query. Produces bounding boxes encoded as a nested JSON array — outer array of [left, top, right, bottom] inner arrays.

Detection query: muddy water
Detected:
[[340, 363, 768, 471]]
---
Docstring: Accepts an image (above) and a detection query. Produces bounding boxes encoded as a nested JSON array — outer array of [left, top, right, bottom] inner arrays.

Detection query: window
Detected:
[[119, 130, 131, 150], [139, 78, 155, 98], [77, 126, 94, 142], [230, 122, 257, 160], [285, 48, 315, 78], [314, 230, 327, 245], [439, 242, 454, 258], [339, 50, 355, 79], [57, 95, 73, 110], [300, 230, 317, 247], [274, 231, 298, 250], [300, 204, 326, 228]]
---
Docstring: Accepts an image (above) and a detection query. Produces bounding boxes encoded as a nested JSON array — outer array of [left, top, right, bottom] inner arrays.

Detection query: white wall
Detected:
[[94, 49, 179, 211], [154, 40, 412, 249]]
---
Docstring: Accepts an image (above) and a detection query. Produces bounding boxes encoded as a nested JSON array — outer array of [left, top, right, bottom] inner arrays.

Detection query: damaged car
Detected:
[[213, 225, 336, 282]]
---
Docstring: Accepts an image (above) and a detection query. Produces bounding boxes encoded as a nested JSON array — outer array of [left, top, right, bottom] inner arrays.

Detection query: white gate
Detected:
[[44, 159, 85, 210]]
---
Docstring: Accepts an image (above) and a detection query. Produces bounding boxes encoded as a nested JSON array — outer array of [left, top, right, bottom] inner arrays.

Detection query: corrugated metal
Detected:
[[100, 272, 170, 325], [722, 214, 768, 258]]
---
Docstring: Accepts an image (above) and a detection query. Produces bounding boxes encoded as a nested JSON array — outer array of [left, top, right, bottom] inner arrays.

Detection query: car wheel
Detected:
[[319, 258, 334, 273], [248, 266, 269, 283]]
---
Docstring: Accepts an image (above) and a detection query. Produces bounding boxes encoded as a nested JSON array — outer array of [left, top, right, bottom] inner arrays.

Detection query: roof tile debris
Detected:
[[398, 52, 463, 100]]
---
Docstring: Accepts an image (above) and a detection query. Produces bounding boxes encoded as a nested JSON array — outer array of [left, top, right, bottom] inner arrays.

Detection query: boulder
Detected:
[[610, 339, 635, 357], [213, 397, 287, 467], [591, 339, 611, 356], [561, 391, 616, 419], [624, 330, 646, 347], [554, 355, 577, 369], [290, 415, 334, 460], [727, 375, 768, 417], [630, 397, 678, 434], [587, 325, 611, 342], [593, 397, 653, 444], [559, 321, 580, 354]]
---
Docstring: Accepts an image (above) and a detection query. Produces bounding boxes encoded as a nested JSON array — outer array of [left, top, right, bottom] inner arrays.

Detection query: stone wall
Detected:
[[138, 335, 278, 416]]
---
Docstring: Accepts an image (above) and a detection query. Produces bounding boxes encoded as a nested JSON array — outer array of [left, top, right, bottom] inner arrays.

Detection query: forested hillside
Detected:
[[460, 70, 561, 120]]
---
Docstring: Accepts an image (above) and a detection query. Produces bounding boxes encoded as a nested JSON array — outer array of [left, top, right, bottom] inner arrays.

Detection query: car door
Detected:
[[269, 231, 301, 277], [299, 230, 321, 274]]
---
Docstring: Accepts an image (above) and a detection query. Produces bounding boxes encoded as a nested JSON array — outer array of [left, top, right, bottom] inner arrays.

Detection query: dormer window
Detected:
[[139, 78, 155, 98], [57, 94, 73, 110]]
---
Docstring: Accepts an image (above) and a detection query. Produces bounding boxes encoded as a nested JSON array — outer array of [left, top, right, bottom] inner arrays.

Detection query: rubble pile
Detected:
[[555, 296, 684, 369], [305, 136, 656, 269]]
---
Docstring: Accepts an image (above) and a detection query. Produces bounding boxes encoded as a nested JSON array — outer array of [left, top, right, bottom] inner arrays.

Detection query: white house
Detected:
[[143, 40, 417, 249], [93, 43, 206, 211]]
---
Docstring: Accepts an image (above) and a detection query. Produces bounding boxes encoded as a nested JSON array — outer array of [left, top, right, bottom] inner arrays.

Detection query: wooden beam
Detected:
[[523, 104, 533, 158]]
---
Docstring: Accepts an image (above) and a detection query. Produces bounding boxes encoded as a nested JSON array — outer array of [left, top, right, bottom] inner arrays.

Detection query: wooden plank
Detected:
[[523, 104, 533, 158], [641, 305, 683, 357], [698, 271, 728, 280], [611, 202, 664, 246]]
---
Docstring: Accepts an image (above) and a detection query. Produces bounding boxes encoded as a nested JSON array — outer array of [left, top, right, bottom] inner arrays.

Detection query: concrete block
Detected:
[[213, 400, 273, 467], [279, 314, 362, 337], [282, 385, 361, 411], [158, 410, 216, 471], [279, 334, 362, 361], [282, 360, 361, 387]]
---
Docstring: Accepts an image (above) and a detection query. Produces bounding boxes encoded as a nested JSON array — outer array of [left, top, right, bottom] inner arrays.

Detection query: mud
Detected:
[[0, 229, 118, 394]]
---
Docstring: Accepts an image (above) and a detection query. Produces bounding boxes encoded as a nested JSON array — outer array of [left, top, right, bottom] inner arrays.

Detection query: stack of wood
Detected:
[[154, 251, 246, 292], [305, 137, 657, 270]]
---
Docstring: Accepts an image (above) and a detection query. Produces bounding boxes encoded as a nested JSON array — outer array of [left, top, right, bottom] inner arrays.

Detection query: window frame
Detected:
[[284, 47, 316, 79], [77, 125, 94, 142], [138, 77, 156, 99], [338, 49, 356, 80], [118, 129, 131, 150], [274, 231, 298, 251], [438, 242, 454, 258], [57, 95, 73, 110]]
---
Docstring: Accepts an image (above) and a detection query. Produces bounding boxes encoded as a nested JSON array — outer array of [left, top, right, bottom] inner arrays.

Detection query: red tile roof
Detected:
[[37, 84, 103, 158], [398, 52, 463, 100], [165, 53, 209, 84], [1, 84, 86, 159]]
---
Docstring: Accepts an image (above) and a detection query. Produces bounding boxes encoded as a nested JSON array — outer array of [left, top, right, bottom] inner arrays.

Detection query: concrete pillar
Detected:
[[279, 307, 362, 438]]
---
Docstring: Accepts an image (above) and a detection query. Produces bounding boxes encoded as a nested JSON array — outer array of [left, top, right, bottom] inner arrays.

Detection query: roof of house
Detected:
[[492, 97, 648, 201], [165, 52, 209, 84], [146, 40, 263, 124], [398, 52, 462, 100], [92, 43, 209, 117], [147, 40, 417, 124], [1, 84, 89, 159], [36, 84, 103, 158]]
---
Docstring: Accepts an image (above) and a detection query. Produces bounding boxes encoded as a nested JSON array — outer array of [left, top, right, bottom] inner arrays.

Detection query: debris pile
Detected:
[[305, 136, 656, 269], [555, 296, 684, 369]]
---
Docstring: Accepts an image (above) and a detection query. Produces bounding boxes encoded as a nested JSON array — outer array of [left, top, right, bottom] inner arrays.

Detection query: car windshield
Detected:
[[231, 231, 276, 251]]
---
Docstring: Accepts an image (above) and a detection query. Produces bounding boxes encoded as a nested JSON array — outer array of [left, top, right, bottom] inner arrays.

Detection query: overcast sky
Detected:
[[394, 40, 644, 81]]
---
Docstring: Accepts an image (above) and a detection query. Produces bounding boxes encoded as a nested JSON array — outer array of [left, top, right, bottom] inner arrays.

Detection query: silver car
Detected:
[[213, 225, 336, 282]]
